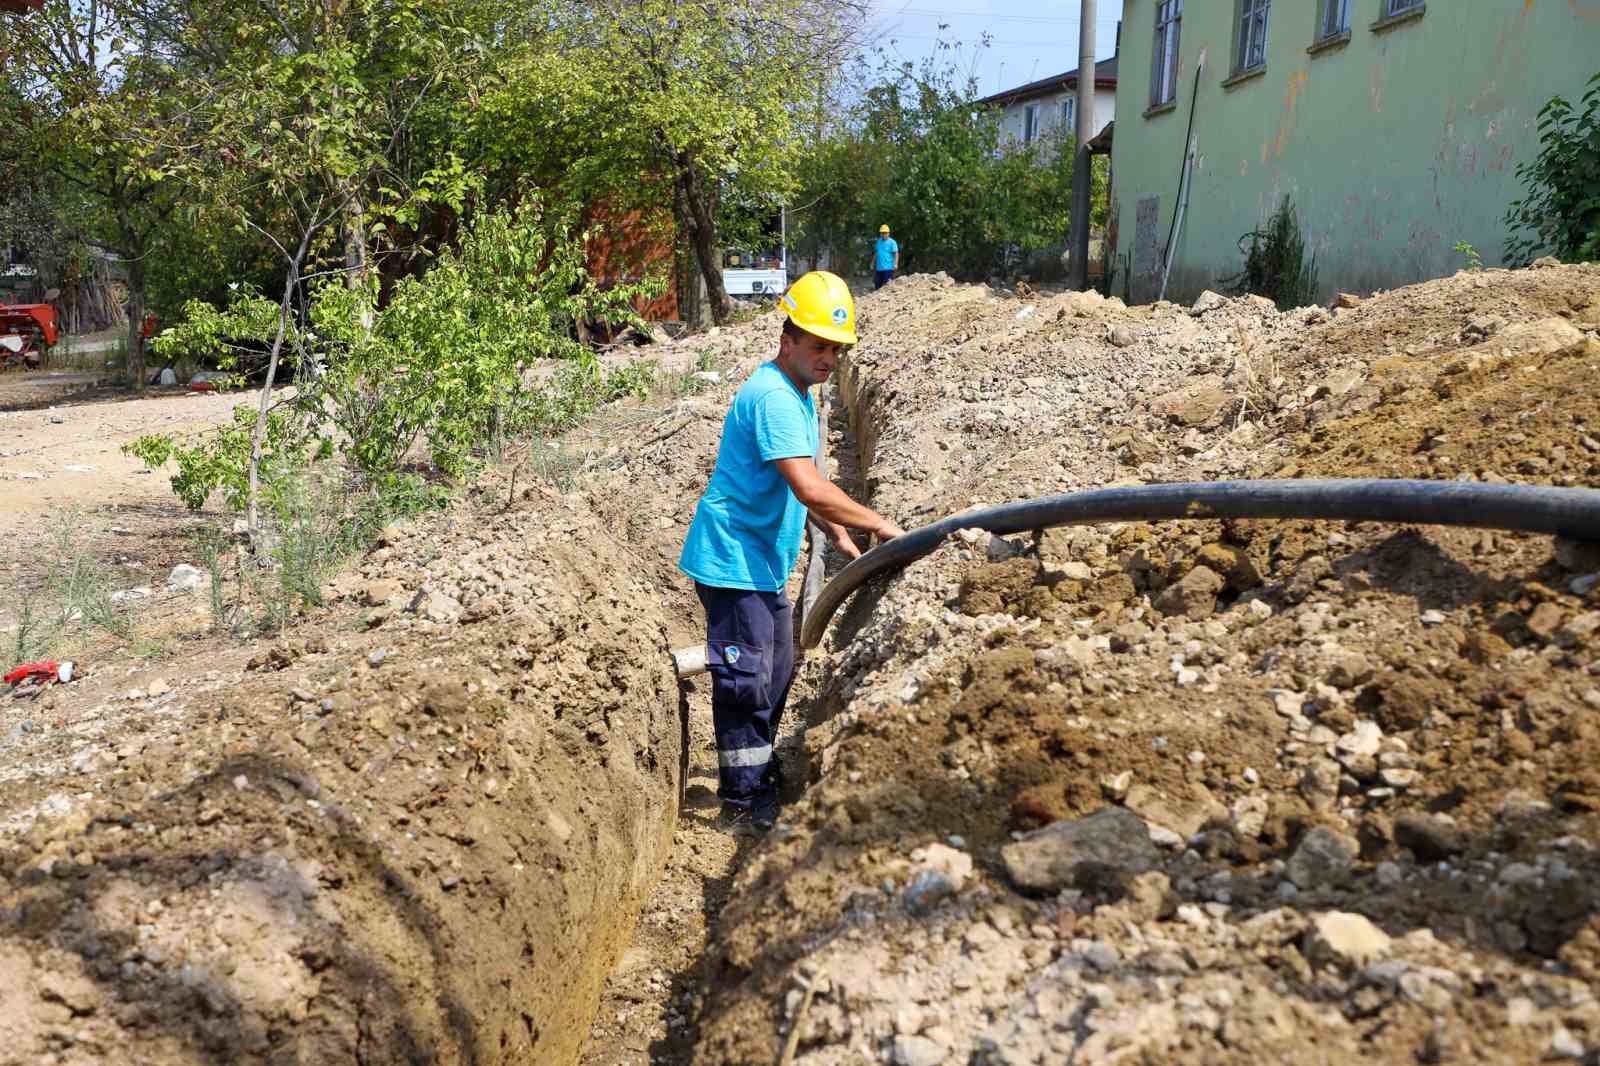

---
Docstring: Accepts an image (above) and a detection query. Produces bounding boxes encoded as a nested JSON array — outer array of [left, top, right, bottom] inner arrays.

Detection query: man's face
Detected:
[[778, 329, 844, 389]]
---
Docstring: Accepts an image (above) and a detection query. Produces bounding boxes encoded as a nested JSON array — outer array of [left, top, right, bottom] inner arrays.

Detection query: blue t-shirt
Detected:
[[680, 362, 819, 592], [874, 237, 899, 271]]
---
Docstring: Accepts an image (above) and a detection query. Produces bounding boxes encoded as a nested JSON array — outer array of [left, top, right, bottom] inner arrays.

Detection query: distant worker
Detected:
[[873, 224, 900, 290], [679, 271, 905, 831]]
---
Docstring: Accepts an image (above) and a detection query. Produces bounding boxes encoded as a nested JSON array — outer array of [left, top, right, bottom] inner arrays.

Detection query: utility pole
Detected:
[[1068, 0, 1096, 290]]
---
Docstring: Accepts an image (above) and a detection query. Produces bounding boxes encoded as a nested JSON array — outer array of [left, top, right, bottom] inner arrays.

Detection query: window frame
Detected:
[[1023, 103, 1038, 144], [1061, 96, 1076, 135], [1317, 0, 1350, 40], [1150, 0, 1183, 110], [1385, 0, 1422, 15], [1234, 0, 1271, 75]]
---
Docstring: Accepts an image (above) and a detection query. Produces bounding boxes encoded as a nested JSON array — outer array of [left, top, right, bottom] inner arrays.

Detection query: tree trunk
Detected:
[[672, 153, 732, 326], [247, 231, 313, 537], [124, 254, 146, 393], [343, 187, 374, 336], [343, 193, 369, 289]]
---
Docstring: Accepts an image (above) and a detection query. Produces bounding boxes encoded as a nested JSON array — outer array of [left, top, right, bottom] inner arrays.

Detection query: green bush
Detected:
[[127, 195, 658, 511], [1225, 196, 1320, 311], [1504, 71, 1600, 266], [126, 404, 326, 512]]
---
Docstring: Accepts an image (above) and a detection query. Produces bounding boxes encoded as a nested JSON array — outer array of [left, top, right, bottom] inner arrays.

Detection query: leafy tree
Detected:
[[1504, 71, 1600, 266], [6, 0, 193, 387], [480, 0, 867, 325], [788, 42, 1106, 282], [122, 0, 486, 531]]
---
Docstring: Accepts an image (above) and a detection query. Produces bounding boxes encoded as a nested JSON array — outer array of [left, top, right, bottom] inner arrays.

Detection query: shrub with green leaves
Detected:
[[127, 195, 659, 512], [1225, 196, 1320, 311], [126, 404, 326, 512], [150, 287, 286, 382], [1504, 71, 1600, 266], [320, 198, 654, 477]]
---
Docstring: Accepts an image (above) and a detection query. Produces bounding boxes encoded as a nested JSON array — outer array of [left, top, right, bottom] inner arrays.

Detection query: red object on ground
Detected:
[[4, 661, 58, 686], [189, 382, 216, 392], [0, 304, 59, 368]]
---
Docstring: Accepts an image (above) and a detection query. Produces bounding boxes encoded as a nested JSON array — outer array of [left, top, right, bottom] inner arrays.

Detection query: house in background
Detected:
[[1110, 0, 1600, 306], [977, 56, 1119, 153], [583, 201, 680, 324]]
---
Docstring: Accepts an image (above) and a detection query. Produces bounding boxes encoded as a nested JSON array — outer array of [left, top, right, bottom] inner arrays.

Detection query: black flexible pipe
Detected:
[[798, 479, 1600, 649]]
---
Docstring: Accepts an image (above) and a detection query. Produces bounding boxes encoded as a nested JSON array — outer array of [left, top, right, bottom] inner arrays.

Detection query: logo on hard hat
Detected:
[[783, 294, 798, 310], [831, 307, 848, 326], [724, 645, 741, 665]]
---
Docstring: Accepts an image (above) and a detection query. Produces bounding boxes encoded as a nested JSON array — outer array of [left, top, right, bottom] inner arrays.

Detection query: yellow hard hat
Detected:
[[777, 270, 858, 346], [879, 224, 890, 234]]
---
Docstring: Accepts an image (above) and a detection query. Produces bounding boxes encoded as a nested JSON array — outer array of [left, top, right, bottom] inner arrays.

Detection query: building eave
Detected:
[[975, 57, 1120, 109]]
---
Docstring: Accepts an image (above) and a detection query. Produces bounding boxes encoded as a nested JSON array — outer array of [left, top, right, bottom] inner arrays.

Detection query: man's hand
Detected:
[[874, 520, 906, 542], [824, 522, 861, 561]]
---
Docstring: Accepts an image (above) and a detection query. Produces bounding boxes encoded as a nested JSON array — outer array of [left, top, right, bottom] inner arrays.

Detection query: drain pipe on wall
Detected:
[[1158, 52, 1205, 302], [1158, 135, 1198, 303]]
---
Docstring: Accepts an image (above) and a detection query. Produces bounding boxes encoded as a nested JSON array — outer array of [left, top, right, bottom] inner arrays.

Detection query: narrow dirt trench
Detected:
[[6, 266, 1597, 1066], [578, 373, 870, 1065]]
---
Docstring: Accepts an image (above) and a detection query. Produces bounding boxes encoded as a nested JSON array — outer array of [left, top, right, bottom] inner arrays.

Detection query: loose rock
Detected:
[[1001, 807, 1158, 893]]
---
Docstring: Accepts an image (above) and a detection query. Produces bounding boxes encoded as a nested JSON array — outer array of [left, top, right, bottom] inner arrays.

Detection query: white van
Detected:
[[721, 209, 787, 297]]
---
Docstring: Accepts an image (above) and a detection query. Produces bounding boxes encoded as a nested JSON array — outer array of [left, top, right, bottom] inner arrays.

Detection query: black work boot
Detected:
[[750, 790, 781, 832]]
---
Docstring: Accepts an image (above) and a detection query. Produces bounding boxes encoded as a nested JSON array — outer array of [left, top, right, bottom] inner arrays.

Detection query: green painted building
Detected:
[[1109, 0, 1600, 305]]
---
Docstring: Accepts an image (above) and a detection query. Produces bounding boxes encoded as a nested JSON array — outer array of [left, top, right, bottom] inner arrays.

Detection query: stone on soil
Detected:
[[893, 1033, 950, 1066], [1286, 825, 1359, 889], [1305, 911, 1392, 967], [165, 563, 206, 592], [1394, 812, 1463, 861], [1155, 565, 1225, 620], [1001, 806, 1158, 892]]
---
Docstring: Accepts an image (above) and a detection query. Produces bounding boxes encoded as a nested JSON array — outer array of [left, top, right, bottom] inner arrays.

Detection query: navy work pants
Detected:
[[874, 269, 894, 290], [695, 583, 795, 807]]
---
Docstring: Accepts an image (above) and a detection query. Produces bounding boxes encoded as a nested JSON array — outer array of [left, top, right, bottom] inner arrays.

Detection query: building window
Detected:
[[1235, 0, 1270, 73], [1150, 0, 1182, 108], [1318, 0, 1349, 38], [1061, 96, 1076, 134], [1023, 103, 1038, 144], [1386, 0, 1422, 14]]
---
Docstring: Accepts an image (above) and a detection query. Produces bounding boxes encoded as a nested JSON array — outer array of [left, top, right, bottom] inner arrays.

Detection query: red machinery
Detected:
[[0, 304, 58, 369]]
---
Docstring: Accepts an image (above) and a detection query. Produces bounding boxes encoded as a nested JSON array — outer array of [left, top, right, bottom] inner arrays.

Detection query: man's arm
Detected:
[[894, 243, 901, 270], [808, 511, 862, 560], [774, 458, 904, 542]]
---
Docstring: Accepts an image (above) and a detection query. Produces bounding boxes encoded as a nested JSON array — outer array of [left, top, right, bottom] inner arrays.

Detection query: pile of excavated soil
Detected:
[[0, 480, 681, 1065], [686, 264, 1600, 1064]]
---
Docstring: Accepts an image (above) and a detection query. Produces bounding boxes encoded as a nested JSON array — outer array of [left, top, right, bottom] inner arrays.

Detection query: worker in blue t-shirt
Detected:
[[873, 224, 900, 290], [679, 270, 904, 831]]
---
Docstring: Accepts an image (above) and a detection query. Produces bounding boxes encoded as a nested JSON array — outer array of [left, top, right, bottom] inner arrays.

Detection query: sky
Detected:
[[865, 0, 1126, 98]]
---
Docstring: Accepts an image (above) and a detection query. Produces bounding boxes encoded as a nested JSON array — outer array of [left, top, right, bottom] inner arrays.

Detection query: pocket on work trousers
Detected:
[[707, 640, 771, 710]]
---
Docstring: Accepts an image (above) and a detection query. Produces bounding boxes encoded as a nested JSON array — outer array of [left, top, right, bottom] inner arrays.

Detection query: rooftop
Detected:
[[975, 56, 1119, 109]]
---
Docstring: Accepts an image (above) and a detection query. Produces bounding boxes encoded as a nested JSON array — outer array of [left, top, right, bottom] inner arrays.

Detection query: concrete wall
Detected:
[[1110, 0, 1600, 306], [998, 86, 1117, 150]]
